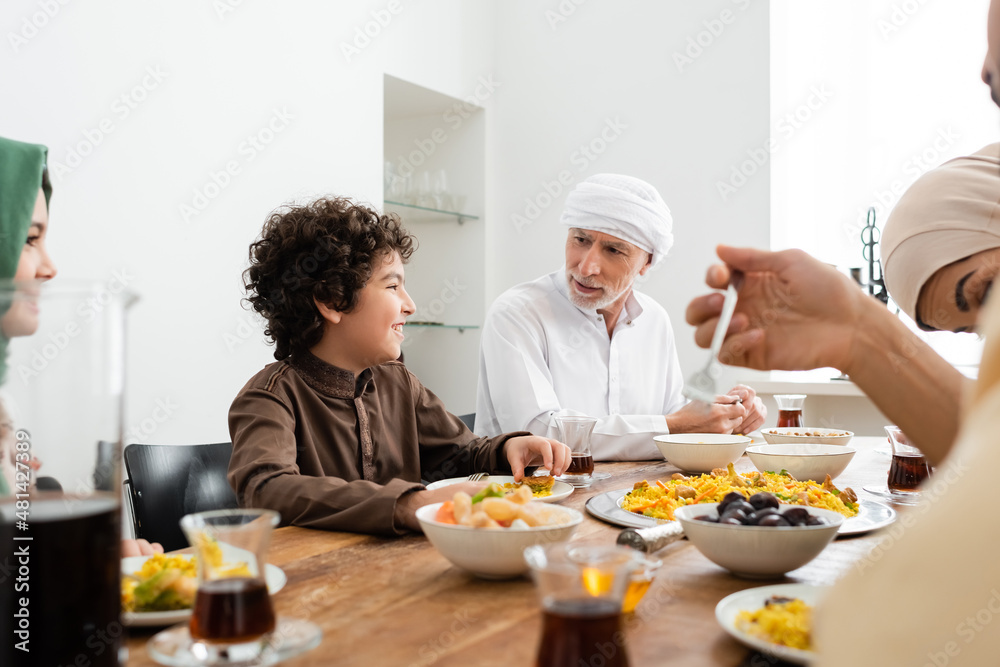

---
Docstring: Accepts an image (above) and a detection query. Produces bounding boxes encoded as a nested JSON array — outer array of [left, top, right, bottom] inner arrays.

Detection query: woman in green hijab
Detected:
[[0, 136, 57, 496]]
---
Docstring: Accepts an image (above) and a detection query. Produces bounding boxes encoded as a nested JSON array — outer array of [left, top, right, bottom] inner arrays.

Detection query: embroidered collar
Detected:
[[290, 351, 373, 398]]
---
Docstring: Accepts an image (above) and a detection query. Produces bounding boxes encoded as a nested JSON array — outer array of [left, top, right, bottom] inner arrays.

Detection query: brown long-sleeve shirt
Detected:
[[228, 352, 526, 536]]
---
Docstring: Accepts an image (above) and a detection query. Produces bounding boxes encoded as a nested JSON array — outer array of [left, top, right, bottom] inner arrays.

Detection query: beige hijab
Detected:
[[815, 294, 1000, 665], [881, 143, 1000, 322]]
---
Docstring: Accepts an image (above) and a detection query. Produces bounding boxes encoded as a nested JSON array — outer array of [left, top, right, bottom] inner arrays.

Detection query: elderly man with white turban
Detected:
[[475, 174, 767, 461]]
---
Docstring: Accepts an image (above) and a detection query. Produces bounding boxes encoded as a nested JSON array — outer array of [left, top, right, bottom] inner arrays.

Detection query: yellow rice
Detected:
[[735, 597, 813, 650], [621, 468, 858, 520]]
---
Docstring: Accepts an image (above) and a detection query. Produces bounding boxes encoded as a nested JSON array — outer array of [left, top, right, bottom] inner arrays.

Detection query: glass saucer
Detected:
[[863, 485, 922, 506], [148, 617, 322, 666], [591, 471, 611, 480]]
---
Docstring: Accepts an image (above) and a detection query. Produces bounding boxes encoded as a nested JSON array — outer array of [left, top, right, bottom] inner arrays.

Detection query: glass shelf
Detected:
[[384, 200, 479, 224], [403, 323, 479, 333]]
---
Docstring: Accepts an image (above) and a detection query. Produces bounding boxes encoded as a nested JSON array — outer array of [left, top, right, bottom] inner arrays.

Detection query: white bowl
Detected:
[[760, 427, 854, 446], [674, 502, 844, 578], [653, 434, 752, 473], [746, 444, 856, 482], [415, 502, 583, 579]]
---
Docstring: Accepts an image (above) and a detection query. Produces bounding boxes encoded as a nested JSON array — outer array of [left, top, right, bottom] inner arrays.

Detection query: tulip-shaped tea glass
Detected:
[[884, 425, 932, 498], [525, 543, 644, 667], [774, 394, 806, 428], [555, 416, 609, 486], [148, 509, 321, 666], [863, 426, 933, 506]]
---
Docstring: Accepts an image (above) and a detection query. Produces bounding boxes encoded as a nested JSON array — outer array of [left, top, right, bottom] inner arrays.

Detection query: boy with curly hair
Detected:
[[229, 197, 570, 536]]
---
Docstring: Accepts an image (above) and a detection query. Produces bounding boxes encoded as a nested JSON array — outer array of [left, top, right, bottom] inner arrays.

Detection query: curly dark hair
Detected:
[[243, 197, 415, 360]]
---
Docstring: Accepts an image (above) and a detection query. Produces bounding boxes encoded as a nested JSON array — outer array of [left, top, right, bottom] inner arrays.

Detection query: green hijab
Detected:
[[0, 137, 50, 495], [0, 136, 50, 278]]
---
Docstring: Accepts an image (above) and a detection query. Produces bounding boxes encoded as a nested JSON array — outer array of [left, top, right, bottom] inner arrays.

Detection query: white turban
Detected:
[[559, 174, 674, 267], [882, 143, 1000, 322]]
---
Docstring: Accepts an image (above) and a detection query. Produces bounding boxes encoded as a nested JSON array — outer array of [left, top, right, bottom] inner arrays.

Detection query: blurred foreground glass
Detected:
[[0, 281, 135, 667], [885, 425, 932, 497], [774, 394, 806, 428], [525, 543, 644, 667], [182, 509, 279, 646], [555, 416, 599, 487], [149, 509, 321, 666]]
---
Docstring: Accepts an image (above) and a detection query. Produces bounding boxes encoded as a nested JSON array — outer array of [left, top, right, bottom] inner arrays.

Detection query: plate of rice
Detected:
[[715, 583, 827, 664], [584, 464, 895, 536], [121, 552, 286, 627]]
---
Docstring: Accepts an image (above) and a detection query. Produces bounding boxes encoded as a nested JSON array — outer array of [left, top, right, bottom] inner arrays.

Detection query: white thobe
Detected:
[[475, 270, 688, 460]]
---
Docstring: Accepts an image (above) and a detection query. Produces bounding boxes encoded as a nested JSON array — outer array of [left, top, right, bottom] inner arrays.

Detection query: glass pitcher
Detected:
[[0, 281, 135, 667]]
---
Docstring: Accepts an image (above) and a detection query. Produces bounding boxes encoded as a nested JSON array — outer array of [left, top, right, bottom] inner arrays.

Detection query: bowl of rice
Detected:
[[653, 434, 752, 473], [674, 502, 844, 578]]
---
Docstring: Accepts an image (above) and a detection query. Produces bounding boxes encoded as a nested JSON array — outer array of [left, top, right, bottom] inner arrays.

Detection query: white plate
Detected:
[[716, 583, 827, 665], [121, 555, 287, 627], [424, 475, 573, 503], [584, 488, 894, 537]]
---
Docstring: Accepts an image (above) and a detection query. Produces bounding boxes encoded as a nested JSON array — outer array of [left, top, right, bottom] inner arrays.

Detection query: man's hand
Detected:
[[726, 384, 767, 434], [685, 246, 868, 374], [394, 482, 488, 533], [121, 538, 164, 558], [666, 397, 747, 434], [505, 435, 572, 480]]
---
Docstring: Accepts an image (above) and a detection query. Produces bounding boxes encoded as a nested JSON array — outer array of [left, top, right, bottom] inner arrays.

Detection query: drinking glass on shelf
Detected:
[[432, 169, 452, 211], [774, 394, 806, 428]]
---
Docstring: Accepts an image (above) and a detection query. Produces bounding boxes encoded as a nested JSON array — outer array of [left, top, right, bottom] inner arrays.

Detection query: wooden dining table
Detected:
[[125, 436, 903, 667]]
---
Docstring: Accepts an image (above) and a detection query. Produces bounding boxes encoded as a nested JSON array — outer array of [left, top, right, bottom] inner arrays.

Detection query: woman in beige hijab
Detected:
[[882, 143, 1000, 334]]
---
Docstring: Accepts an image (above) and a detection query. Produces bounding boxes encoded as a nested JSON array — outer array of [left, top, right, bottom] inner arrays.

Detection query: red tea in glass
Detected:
[[887, 453, 932, 493], [566, 453, 595, 476], [777, 410, 803, 428], [773, 395, 806, 428], [190, 577, 275, 643], [536, 598, 629, 667]]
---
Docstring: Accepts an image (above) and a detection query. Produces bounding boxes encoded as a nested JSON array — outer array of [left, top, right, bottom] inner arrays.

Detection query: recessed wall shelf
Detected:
[[385, 200, 478, 224]]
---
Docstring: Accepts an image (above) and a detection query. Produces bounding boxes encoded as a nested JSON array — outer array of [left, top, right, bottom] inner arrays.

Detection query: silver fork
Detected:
[[683, 273, 743, 405], [467, 472, 487, 482]]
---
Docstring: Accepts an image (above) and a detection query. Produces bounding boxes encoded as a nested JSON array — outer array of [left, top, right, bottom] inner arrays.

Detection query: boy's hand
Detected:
[[505, 435, 572, 481]]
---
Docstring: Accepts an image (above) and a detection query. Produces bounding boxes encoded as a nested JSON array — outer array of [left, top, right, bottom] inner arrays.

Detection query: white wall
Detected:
[[1, 0, 497, 443], [489, 0, 771, 390], [2, 0, 768, 442]]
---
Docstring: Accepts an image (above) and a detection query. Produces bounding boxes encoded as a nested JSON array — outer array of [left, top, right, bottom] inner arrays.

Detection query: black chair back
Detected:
[[123, 442, 238, 552]]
